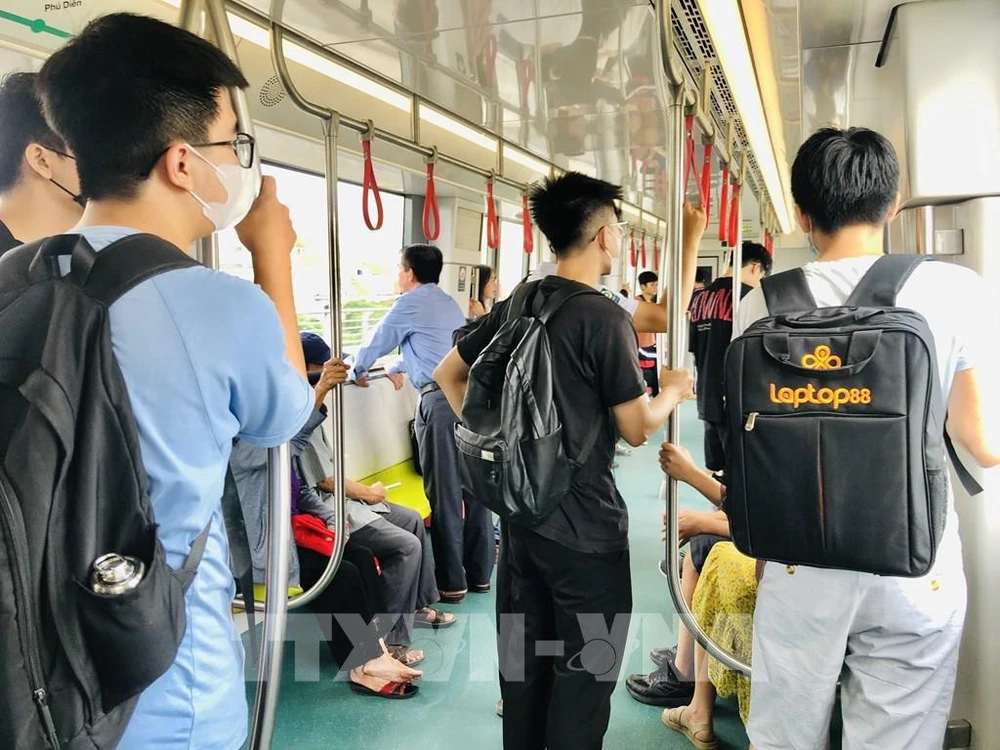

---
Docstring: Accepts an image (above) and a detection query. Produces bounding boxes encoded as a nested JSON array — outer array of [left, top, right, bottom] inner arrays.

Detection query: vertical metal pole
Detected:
[[662, 82, 751, 676], [248, 447, 291, 750]]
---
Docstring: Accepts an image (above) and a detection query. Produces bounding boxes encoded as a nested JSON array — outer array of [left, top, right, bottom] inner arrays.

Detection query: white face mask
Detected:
[[186, 145, 257, 232]]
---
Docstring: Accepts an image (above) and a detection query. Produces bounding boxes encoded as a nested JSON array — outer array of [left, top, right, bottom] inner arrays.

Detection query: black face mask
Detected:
[[50, 178, 85, 208], [307, 370, 322, 386]]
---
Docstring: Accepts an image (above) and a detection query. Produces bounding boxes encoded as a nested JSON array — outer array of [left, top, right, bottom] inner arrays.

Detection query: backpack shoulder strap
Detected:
[[760, 268, 818, 315], [535, 284, 600, 324], [82, 234, 200, 305], [844, 254, 926, 308]]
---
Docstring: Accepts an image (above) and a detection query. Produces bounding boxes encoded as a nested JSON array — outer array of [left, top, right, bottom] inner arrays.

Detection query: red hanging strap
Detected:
[[640, 232, 647, 268], [653, 236, 660, 271], [360, 123, 384, 231], [485, 176, 499, 250], [482, 33, 498, 88], [700, 143, 713, 225], [629, 230, 637, 267], [522, 193, 534, 254], [718, 167, 730, 244], [423, 151, 440, 241], [727, 183, 741, 248]]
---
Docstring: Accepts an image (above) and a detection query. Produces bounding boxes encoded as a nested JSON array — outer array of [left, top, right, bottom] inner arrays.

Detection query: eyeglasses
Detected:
[[189, 132, 256, 169]]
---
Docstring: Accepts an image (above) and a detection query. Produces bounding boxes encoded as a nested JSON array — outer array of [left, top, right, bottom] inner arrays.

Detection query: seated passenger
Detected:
[[299, 332, 456, 637], [35, 14, 315, 747], [0, 72, 82, 254], [468, 264, 497, 319], [656, 444, 756, 750]]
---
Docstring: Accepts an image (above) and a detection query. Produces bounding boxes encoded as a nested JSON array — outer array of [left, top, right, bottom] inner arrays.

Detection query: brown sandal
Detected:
[[662, 707, 718, 750], [414, 607, 457, 629]]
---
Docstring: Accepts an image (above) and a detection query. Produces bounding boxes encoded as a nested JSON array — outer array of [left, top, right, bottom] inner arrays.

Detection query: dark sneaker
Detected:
[[650, 645, 677, 670], [626, 662, 695, 707]]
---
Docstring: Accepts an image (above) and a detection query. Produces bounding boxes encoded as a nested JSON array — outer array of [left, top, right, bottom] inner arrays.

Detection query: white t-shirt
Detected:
[[735, 255, 990, 573], [527, 261, 640, 317]]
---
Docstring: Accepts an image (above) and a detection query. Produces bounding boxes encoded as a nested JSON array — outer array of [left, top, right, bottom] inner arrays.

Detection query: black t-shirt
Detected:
[[0, 220, 20, 257], [687, 277, 752, 423], [456, 277, 646, 553]]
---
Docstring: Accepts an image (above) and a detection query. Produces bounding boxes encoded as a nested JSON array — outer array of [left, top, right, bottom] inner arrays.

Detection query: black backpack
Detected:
[[0, 234, 213, 749], [724, 255, 981, 577], [454, 281, 602, 527]]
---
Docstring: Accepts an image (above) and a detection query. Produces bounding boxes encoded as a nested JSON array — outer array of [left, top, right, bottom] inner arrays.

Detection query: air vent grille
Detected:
[[259, 75, 287, 108], [671, 0, 767, 206]]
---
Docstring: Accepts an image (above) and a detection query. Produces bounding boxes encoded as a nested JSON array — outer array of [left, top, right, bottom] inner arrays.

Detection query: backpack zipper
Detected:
[[0, 482, 61, 749]]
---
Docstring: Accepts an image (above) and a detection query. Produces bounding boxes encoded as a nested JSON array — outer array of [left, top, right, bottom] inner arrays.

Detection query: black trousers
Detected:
[[415, 389, 495, 591], [702, 419, 728, 472], [499, 525, 632, 750], [297, 542, 386, 671]]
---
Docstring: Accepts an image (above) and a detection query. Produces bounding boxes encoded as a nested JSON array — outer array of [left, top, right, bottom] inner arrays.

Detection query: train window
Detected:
[[217, 162, 405, 367], [496, 218, 528, 301]]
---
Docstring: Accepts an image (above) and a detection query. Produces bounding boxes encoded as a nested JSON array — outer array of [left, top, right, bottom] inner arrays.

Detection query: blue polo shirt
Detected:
[[67, 227, 313, 749]]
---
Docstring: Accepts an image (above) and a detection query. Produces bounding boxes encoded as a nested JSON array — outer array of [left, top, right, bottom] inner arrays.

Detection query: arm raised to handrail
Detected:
[[660, 78, 751, 678]]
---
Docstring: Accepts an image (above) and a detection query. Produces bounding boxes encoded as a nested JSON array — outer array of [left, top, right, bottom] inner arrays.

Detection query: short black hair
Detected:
[[791, 127, 899, 235], [638, 271, 658, 286], [401, 244, 443, 284], [741, 241, 773, 274], [694, 268, 712, 285], [0, 72, 66, 193], [529, 172, 623, 256], [36, 13, 248, 201]]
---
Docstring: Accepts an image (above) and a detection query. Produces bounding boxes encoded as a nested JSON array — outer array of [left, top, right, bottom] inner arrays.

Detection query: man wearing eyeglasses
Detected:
[[31, 15, 313, 749], [0, 72, 83, 256]]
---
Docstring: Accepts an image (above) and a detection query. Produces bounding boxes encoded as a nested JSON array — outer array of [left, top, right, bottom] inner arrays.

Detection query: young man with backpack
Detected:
[[730, 127, 999, 750], [433, 172, 694, 749], [0, 72, 83, 255], [0, 14, 313, 749]]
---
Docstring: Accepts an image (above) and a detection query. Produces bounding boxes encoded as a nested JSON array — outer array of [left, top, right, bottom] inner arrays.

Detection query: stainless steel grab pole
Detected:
[[663, 81, 751, 677], [248, 447, 291, 750], [265, 13, 348, 614]]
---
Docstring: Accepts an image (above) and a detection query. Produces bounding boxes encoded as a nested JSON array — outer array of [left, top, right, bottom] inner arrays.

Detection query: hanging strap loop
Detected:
[[727, 182, 741, 248], [718, 167, 731, 244], [700, 142, 713, 226], [684, 114, 699, 203], [423, 148, 440, 241], [486, 174, 500, 250], [360, 120, 384, 231], [653, 236, 660, 271], [522, 192, 534, 254], [640, 231, 647, 268]]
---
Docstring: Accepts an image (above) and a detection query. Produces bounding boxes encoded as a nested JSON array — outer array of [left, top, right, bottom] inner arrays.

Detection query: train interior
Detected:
[[0, 0, 997, 748]]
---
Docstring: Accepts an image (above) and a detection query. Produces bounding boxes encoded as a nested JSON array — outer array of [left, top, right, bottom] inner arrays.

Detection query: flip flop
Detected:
[[414, 607, 457, 629], [349, 680, 419, 700], [662, 707, 718, 750], [386, 645, 425, 666]]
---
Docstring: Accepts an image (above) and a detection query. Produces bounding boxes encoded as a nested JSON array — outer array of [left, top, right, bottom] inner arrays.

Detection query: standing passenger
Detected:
[[0, 72, 82, 254], [687, 241, 770, 473], [35, 14, 313, 749], [434, 172, 694, 750], [348, 243, 495, 601], [636, 270, 660, 395], [736, 127, 1000, 750]]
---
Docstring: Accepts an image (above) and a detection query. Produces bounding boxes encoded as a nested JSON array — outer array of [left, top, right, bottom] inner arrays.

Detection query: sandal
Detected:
[[470, 582, 491, 594], [414, 606, 457, 629], [662, 707, 718, 750], [348, 680, 419, 700], [438, 589, 466, 603], [387, 645, 425, 666]]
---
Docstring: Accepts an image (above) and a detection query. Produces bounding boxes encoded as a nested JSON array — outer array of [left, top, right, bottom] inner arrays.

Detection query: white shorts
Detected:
[[747, 555, 967, 750]]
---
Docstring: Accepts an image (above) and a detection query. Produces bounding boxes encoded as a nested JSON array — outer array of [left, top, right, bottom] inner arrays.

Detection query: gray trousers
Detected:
[[414, 389, 495, 592], [348, 501, 438, 645]]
